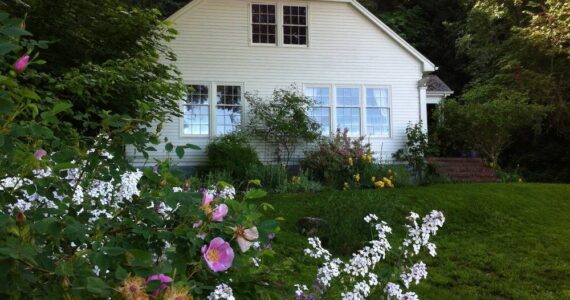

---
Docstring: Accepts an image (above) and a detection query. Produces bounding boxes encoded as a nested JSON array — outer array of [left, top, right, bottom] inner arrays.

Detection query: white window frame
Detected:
[[334, 85, 362, 137], [280, 3, 309, 48], [180, 83, 212, 138], [249, 2, 278, 46], [248, 1, 310, 48], [363, 85, 392, 138], [179, 82, 245, 138], [213, 82, 245, 136], [304, 84, 332, 136]]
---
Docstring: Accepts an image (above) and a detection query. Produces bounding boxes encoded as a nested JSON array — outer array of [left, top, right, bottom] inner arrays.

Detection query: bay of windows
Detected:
[[304, 85, 391, 138]]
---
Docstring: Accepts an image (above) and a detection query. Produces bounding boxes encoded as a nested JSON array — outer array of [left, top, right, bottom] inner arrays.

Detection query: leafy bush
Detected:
[[205, 131, 261, 184], [0, 16, 282, 299], [436, 86, 549, 167], [245, 87, 321, 166]]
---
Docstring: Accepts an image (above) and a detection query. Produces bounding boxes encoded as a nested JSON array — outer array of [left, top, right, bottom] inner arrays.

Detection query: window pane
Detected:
[[336, 88, 359, 106], [366, 88, 389, 107], [252, 4, 277, 44], [184, 105, 209, 135], [309, 107, 330, 135], [336, 107, 360, 136], [186, 85, 209, 105], [216, 86, 241, 105], [216, 106, 241, 135], [283, 5, 308, 45], [305, 87, 329, 106], [366, 108, 390, 137]]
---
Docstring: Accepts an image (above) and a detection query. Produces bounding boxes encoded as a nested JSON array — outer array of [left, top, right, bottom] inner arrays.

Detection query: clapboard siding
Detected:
[[128, 0, 424, 166]]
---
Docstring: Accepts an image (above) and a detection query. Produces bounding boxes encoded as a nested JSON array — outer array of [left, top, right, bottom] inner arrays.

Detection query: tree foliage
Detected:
[[245, 87, 321, 166]]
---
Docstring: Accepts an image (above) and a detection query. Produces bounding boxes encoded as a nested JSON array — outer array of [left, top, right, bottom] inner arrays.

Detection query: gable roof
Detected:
[[420, 74, 454, 96], [167, 0, 437, 72]]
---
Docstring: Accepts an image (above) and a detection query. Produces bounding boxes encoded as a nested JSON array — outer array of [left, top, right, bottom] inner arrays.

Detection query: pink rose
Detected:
[[202, 192, 214, 206], [14, 54, 30, 73], [201, 237, 234, 272], [235, 226, 259, 252], [34, 149, 47, 160], [146, 273, 173, 298], [211, 204, 228, 222]]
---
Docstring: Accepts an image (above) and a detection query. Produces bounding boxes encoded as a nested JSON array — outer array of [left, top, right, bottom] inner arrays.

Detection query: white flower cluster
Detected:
[[208, 283, 235, 300], [218, 185, 236, 200], [400, 262, 428, 288], [402, 210, 445, 257], [299, 211, 445, 300], [385, 283, 420, 300], [304, 237, 332, 260], [1, 166, 144, 225], [294, 284, 308, 296]]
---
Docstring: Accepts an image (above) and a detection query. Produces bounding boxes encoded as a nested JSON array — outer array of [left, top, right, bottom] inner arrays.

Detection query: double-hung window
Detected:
[[366, 87, 390, 137], [336, 87, 361, 136], [305, 87, 330, 135], [216, 85, 242, 135], [183, 85, 210, 135], [251, 4, 277, 44], [283, 5, 308, 45]]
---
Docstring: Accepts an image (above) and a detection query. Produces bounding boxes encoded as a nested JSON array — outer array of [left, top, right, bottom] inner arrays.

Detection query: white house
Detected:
[[128, 0, 453, 166]]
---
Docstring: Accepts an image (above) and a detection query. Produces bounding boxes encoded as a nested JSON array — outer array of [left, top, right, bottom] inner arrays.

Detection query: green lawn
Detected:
[[258, 183, 570, 299]]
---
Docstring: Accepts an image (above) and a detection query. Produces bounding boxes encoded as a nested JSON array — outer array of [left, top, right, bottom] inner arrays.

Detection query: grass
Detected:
[[256, 183, 570, 299]]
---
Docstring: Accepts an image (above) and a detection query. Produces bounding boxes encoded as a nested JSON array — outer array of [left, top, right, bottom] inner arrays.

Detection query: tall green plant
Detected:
[[393, 122, 431, 182], [245, 87, 321, 166]]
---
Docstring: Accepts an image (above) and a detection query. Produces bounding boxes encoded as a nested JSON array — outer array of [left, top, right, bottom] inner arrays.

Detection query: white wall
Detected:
[[127, 0, 424, 166]]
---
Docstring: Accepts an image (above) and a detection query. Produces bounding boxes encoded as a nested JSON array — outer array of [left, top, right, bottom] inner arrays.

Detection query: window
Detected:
[[336, 87, 360, 136], [216, 85, 242, 135], [183, 85, 210, 135], [251, 4, 276, 44], [283, 5, 307, 45], [366, 87, 390, 137], [305, 87, 330, 135]]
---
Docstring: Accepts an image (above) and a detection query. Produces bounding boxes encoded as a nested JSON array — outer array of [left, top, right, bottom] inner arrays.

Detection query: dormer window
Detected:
[[283, 5, 307, 45], [251, 4, 277, 44]]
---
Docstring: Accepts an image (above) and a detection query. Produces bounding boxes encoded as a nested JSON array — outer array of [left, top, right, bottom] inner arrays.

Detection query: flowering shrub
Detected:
[[0, 12, 286, 299], [302, 129, 373, 188], [295, 211, 445, 299]]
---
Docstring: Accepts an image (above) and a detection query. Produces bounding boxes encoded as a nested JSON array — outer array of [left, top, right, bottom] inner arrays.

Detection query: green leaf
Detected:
[[51, 102, 73, 115], [184, 143, 201, 150], [86, 277, 110, 296], [1, 26, 32, 37], [0, 42, 18, 55], [175, 146, 185, 159], [115, 266, 128, 280], [244, 189, 267, 200], [165, 142, 173, 152], [101, 246, 126, 256]]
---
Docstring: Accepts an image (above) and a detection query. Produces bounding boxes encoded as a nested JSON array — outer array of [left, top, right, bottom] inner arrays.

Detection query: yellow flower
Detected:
[[291, 176, 301, 185], [343, 182, 349, 190], [348, 157, 353, 167], [163, 286, 192, 300], [118, 276, 148, 300], [383, 177, 394, 188], [371, 176, 376, 182], [374, 181, 385, 188], [353, 173, 360, 182]]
